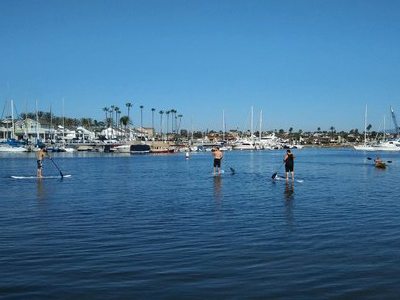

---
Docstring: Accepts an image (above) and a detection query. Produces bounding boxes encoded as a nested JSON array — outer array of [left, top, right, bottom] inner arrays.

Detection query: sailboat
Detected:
[[0, 100, 28, 152], [354, 105, 400, 151], [232, 106, 256, 150]]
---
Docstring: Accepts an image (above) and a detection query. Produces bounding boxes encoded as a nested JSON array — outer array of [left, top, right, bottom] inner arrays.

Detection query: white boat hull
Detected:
[[0, 145, 28, 152]]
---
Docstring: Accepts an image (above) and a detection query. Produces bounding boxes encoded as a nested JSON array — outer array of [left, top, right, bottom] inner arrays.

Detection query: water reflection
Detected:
[[213, 175, 222, 201], [36, 179, 45, 200], [284, 181, 294, 200], [284, 182, 294, 226]]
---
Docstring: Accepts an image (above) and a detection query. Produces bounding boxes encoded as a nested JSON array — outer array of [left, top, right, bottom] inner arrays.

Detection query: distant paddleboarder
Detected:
[[284, 149, 295, 181], [212, 147, 223, 175], [36, 146, 47, 178]]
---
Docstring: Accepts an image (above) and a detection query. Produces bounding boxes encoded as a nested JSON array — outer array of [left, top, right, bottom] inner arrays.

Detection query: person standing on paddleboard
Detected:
[[212, 147, 223, 175], [36, 146, 47, 178], [284, 149, 295, 181]]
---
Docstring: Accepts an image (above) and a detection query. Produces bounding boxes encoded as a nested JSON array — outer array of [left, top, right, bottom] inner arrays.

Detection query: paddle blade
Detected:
[[271, 172, 278, 179], [367, 157, 372, 160], [229, 167, 235, 175], [387, 160, 392, 163]]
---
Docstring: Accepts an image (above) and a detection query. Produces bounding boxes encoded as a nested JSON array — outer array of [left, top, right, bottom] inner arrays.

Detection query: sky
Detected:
[[1, 0, 400, 132]]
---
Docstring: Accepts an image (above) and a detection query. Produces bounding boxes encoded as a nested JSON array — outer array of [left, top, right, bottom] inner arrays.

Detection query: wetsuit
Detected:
[[285, 153, 294, 172]]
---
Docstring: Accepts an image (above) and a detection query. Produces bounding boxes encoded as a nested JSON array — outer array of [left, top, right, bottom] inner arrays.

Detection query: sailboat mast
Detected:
[[62, 98, 65, 141], [259, 109, 262, 141], [251, 106, 254, 144], [11, 99, 14, 139], [36, 100, 39, 142], [364, 104, 367, 146], [222, 109, 225, 142]]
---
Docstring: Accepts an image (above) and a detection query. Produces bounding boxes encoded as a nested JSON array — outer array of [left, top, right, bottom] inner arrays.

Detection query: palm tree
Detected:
[[140, 105, 144, 129], [126, 102, 133, 126], [171, 109, 177, 133], [166, 110, 170, 136], [151, 108, 156, 131], [103, 107, 109, 124], [114, 106, 120, 129], [116, 108, 121, 130], [177, 114, 183, 134], [120, 116, 129, 130], [110, 105, 115, 127], [159, 110, 164, 137], [366, 124, 372, 141], [330, 126, 335, 140]]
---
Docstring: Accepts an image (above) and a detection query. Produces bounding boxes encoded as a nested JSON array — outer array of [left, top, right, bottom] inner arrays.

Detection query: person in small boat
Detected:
[[36, 146, 47, 178], [374, 156, 385, 168], [212, 147, 223, 175], [284, 149, 295, 181]]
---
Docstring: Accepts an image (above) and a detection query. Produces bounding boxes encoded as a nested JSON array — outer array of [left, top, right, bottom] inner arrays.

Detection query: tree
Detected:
[[151, 108, 156, 131], [103, 107, 109, 125], [126, 102, 133, 126], [140, 105, 144, 129], [110, 105, 115, 127], [159, 110, 164, 137], [166, 110, 170, 135], [330, 126, 335, 140], [177, 114, 183, 134], [120, 116, 130, 130]]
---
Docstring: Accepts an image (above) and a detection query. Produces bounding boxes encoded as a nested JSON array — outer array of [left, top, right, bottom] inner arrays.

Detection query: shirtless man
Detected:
[[212, 147, 223, 175], [36, 146, 47, 178]]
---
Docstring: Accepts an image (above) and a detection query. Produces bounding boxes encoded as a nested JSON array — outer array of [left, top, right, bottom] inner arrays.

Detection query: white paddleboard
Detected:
[[273, 175, 303, 183], [211, 169, 225, 176], [11, 174, 72, 179]]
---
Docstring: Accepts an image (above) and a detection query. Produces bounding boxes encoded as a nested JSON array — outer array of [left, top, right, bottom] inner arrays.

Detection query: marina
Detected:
[[2, 0, 400, 298], [1, 148, 400, 298]]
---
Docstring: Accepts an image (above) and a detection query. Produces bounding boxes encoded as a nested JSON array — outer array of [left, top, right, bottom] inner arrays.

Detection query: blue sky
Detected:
[[1, 0, 399, 132]]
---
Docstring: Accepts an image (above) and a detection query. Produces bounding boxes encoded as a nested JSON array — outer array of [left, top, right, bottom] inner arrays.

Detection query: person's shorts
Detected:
[[214, 158, 221, 168], [285, 164, 293, 172], [37, 160, 43, 169]]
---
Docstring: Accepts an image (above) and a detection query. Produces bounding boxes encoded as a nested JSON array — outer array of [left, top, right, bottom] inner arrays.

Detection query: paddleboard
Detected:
[[273, 175, 303, 183], [211, 169, 225, 176], [11, 174, 72, 179]]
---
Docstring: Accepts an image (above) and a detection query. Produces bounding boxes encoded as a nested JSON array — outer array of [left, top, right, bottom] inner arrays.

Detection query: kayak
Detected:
[[375, 162, 386, 169]]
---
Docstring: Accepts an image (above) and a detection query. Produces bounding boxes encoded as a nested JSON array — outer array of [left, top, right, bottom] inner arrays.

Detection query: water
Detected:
[[1, 148, 400, 299]]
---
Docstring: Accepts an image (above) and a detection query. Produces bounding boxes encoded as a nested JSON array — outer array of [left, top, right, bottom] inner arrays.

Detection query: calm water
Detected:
[[1, 148, 400, 299]]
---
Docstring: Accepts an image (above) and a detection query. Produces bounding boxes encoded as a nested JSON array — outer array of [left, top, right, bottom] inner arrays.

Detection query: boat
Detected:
[[354, 106, 400, 151], [232, 140, 256, 150], [375, 161, 386, 169], [130, 144, 150, 154], [111, 144, 131, 153], [0, 144, 28, 152]]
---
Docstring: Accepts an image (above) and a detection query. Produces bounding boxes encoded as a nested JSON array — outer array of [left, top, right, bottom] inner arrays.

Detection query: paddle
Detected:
[[229, 167, 236, 175], [271, 162, 284, 179], [48, 156, 64, 178], [367, 157, 392, 163]]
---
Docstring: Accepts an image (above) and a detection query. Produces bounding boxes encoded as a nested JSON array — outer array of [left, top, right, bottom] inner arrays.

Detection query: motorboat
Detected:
[[0, 144, 28, 152], [130, 144, 150, 154]]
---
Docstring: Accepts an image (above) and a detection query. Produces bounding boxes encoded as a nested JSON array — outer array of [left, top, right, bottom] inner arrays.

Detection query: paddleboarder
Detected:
[[284, 149, 295, 181], [212, 146, 224, 175], [36, 146, 47, 178]]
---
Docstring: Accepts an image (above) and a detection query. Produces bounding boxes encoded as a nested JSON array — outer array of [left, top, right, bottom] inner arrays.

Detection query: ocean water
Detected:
[[1, 148, 400, 299]]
